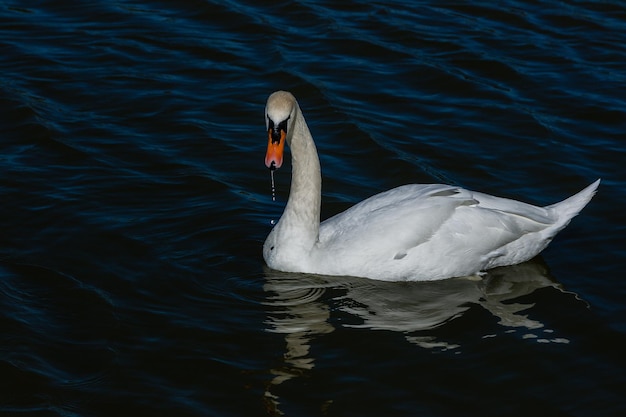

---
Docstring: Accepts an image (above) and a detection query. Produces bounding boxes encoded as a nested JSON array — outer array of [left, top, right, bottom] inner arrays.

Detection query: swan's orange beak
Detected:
[[265, 127, 286, 170]]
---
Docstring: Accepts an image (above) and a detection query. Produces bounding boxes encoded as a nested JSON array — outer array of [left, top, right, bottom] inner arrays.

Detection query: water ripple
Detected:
[[1, 0, 625, 416]]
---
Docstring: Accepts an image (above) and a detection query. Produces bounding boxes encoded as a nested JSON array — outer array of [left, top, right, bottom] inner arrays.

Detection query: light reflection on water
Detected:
[[262, 257, 576, 413]]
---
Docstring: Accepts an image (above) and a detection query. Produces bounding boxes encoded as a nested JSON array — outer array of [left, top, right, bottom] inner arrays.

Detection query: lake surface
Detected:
[[1, 1, 625, 416]]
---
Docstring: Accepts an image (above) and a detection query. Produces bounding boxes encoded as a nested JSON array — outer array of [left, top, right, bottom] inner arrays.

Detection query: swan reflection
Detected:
[[262, 258, 572, 413]]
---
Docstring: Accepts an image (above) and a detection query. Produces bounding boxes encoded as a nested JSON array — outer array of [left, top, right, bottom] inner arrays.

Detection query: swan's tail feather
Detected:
[[545, 179, 600, 228]]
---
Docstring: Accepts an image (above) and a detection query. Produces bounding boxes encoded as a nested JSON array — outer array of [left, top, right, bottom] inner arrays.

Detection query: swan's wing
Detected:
[[319, 184, 478, 256], [317, 184, 558, 279], [469, 190, 553, 224]]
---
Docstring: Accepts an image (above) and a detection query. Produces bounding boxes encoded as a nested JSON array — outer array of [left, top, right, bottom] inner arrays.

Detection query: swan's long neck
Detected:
[[279, 106, 321, 249]]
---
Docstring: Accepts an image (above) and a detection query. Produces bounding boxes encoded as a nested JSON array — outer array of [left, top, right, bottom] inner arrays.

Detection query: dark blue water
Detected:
[[1, 1, 625, 416]]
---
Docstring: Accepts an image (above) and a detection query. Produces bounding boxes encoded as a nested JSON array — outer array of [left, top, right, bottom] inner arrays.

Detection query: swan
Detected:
[[262, 90, 599, 281]]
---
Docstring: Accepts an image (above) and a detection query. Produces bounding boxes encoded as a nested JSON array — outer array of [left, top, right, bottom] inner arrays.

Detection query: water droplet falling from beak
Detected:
[[269, 170, 277, 226], [270, 169, 276, 202]]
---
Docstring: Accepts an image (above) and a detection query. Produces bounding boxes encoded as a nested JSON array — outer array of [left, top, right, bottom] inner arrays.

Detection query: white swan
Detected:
[[262, 91, 599, 281]]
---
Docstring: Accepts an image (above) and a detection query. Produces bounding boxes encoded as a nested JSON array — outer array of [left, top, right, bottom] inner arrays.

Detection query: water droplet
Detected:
[[270, 170, 276, 202], [268, 170, 277, 225]]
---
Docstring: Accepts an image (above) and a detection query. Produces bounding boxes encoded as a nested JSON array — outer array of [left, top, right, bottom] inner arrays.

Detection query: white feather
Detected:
[[262, 91, 599, 281]]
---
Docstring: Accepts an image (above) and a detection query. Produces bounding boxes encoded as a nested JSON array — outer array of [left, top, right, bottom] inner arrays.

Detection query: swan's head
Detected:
[[264, 91, 297, 170]]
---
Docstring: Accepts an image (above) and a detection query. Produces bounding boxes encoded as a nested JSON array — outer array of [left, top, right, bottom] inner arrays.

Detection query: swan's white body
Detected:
[[262, 91, 599, 281]]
